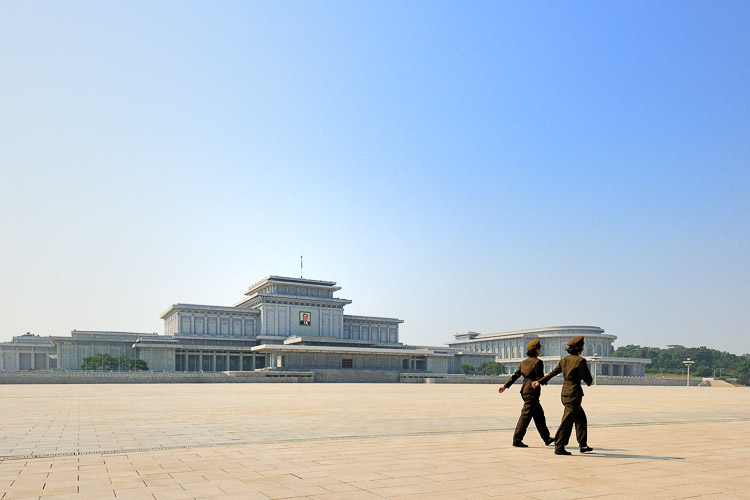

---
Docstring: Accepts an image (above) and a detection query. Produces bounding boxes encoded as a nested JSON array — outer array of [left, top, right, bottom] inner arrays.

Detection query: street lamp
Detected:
[[589, 355, 601, 385], [683, 358, 695, 387]]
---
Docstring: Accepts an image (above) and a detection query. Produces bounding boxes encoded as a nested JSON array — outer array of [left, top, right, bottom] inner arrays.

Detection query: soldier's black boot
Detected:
[[554, 448, 571, 455], [544, 437, 555, 446], [579, 446, 593, 453], [512, 441, 528, 448]]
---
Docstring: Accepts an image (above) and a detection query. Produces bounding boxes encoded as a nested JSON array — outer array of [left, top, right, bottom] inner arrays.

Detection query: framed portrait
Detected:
[[299, 311, 311, 326]]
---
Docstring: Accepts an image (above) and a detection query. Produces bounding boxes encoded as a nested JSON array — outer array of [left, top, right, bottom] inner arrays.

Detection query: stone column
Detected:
[[199, 352, 203, 371]]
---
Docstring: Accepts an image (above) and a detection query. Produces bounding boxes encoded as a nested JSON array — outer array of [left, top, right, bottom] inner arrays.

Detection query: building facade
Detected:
[[39, 276, 490, 374], [3, 277, 651, 377], [0, 333, 57, 371], [446, 326, 651, 376]]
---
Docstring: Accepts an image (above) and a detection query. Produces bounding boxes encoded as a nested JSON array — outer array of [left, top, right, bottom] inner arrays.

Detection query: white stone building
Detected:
[[446, 326, 651, 376], [4, 277, 650, 377], [0, 333, 57, 371], [45, 276, 491, 373]]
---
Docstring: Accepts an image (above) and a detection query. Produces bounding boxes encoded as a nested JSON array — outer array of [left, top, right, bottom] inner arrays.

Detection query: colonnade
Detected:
[[174, 351, 263, 372]]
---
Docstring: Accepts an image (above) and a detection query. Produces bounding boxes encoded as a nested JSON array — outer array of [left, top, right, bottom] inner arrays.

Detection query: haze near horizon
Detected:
[[1, 2, 748, 354]]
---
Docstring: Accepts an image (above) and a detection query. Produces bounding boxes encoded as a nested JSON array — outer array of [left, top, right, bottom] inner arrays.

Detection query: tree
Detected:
[[613, 344, 748, 378], [737, 361, 750, 386], [695, 364, 711, 378], [80, 353, 113, 370], [479, 362, 503, 375], [460, 363, 476, 375], [80, 356, 99, 370], [80, 353, 148, 371], [133, 359, 148, 371]]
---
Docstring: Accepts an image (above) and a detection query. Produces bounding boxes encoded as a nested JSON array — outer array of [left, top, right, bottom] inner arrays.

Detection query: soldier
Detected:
[[532, 335, 594, 455], [499, 338, 554, 448]]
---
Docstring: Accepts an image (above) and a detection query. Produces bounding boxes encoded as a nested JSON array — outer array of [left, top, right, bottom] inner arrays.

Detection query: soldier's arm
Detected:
[[580, 359, 593, 386], [503, 368, 522, 389], [533, 359, 545, 380], [538, 362, 562, 386]]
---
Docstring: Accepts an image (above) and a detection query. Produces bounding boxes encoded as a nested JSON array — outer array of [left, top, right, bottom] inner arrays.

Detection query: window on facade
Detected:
[[342, 359, 353, 368]]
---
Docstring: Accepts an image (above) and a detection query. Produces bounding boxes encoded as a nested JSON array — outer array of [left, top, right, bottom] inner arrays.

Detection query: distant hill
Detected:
[[613, 344, 750, 384]]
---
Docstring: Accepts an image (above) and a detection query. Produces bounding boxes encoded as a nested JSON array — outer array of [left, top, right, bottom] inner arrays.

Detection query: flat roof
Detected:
[[250, 344, 448, 356], [245, 275, 341, 296], [160, 304, 261, 319]]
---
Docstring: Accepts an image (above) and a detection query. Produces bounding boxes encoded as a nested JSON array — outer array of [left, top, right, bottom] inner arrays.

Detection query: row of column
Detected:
[[176, 351, 262, 372], [181, 315, 257, 337]]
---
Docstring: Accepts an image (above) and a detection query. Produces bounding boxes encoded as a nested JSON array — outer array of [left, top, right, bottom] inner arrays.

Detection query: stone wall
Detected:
[[410, 375, 703, 386], [593, 376, 702, 386], [311, 369, 401, 383], [0, 371, 309, 384], [0, 371, 704, 385]]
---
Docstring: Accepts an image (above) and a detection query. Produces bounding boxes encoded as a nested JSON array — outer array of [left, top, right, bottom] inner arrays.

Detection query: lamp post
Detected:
[[589, 355, 601, 385], [683, 358, 694, 387]]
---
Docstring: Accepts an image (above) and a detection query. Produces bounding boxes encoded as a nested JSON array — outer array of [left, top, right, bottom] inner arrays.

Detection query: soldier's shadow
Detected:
[[582, 450, 684, 460]]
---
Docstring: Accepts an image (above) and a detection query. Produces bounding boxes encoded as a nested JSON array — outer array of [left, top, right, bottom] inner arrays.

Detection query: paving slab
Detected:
[[0, 384, 748, 499]]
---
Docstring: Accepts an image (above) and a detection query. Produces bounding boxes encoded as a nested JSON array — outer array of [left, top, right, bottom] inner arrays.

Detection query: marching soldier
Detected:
[[499, 339, 554, 447], [532, 335, 593, 455]]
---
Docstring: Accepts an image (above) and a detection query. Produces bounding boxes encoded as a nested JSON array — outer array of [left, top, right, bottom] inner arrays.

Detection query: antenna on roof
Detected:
[[300, 255, 303, 278]]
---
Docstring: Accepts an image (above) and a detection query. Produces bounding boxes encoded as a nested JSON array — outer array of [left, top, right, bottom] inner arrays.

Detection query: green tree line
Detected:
[[80, 353, 148, 371], [613, 344, 750, 383], [460, 362, 505, 375]]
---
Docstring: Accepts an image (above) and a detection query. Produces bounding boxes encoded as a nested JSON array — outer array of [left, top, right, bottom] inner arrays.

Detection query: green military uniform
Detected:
[[502, 339, 552, 446], [538, 336, 593, 453]]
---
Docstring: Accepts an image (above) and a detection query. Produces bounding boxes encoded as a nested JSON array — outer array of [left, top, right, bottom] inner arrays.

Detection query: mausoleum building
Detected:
[[41, 276, 491, 373], [446, 326, 651, 376], [2, 276, 651, 377], [0, 333, 57, 371]]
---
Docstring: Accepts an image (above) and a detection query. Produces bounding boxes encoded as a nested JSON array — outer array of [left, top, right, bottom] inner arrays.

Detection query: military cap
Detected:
[[567, 335, 585, 347], [526, 339, 540, 351]]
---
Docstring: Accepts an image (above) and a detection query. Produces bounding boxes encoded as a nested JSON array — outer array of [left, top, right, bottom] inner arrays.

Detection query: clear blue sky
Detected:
[[1, 2, 748, 354]]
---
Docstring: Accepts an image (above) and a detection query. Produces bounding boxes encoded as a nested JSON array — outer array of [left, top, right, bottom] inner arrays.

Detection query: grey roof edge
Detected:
[[160, 304, 262, 318], [250, 344, 450, 356], [343, 315, 404, 323], [453, 325, 606, 339], [234, 292, 352, 306], [245, 275, 340, 296]]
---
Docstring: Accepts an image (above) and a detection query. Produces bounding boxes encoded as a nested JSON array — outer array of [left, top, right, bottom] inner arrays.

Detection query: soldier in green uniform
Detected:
[[532, 335, 594, 455], [499, 339, 554, 448]]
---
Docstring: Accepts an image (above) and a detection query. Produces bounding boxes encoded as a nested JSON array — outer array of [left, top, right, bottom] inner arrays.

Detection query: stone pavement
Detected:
[[0, 384, 748, 499]]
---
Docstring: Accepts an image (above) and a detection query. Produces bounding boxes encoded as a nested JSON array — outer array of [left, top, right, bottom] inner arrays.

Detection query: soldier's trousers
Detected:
[[554, 395, 587, 450], [513, 392, 551, 444]]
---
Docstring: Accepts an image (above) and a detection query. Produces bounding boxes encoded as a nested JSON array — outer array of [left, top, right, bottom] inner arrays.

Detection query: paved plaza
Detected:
[[0, 383, 748, 500]]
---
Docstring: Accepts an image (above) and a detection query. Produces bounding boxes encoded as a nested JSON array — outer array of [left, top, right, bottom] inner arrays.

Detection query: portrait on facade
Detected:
[[299, 311, 311, 326]]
